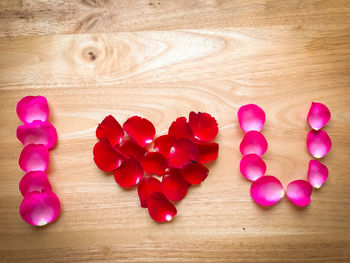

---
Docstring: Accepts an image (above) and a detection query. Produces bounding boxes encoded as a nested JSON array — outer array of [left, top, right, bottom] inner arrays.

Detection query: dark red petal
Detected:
[[188, 112, 218, 142], [154, 135, 175, 158], [137, 176, 162, 208], [168, 117, 194, 140], [168, 138, 198, 168], [182, 162, 209, 185], [113, 158, 144, 188], [117, 139, 146, 162], [93, 138, 124, 172], [148, 192, 177, 222], [96, 115, 124, 146], [195, 142, 219, 164], [161, 169, 189, 201], [141, 152, 168, 176], [123, 116, 156, 147]]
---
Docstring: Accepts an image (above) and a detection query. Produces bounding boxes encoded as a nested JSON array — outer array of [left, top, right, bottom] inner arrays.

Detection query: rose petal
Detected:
[[182, 162, 209, 185], [195, 142, 219, 164], [17, 121, 57, 149], [307, 160, 329, 189], [19, 191, 60, 226], [240, 154, 266, 181], [168, 138, 198, 168], [237, 104, 266, 132], [141, 152, 168, 176], [19, 171, 52, 196], [16, 96, 49, 124], [19, 144, 49, 172], [123, 116, 156, 147], [240, 131, 268, 156], [113, 158, 144, 188], [161, 169, 189, 202], [250, 176, 284, 206], [188, 112, 218, 142], [307, 102, 331, 130], [168, 116, 194, 141], [137, 176, 162, 208], [307, 130, 332, 158], [154, 135, 175, 158], [93, 138, 124, 172], [117, 139, 146, 162], [286, 180, 312, 207], [148, 192, 177, 222], [96, 115, 124, 146]]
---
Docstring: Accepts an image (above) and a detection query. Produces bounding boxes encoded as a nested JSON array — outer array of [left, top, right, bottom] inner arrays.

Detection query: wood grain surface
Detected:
[[0, 1, 350, 262]]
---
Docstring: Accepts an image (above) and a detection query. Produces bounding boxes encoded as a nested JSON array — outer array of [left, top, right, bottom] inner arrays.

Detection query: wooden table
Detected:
[[0, 1, 349, 262]]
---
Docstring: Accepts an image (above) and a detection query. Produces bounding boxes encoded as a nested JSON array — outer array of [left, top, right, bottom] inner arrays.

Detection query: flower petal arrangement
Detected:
[[93, 112, 219, 222], [16, 96, 60, 226]]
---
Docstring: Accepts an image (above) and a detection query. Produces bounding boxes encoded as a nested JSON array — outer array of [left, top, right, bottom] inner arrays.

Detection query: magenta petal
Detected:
[[188, 112, 218, 142], [240, 154, 266, 181], [113, 158, 144, 188], [96, 115, 124, 146], [240, 131, 268, 156], [168, 116, 194, 141], [123, 116, 156, 147], [17, 121, 57, 149], [250, 176, 284, 206], [307, 102, 331, 130], [19, 171, 52, 196], [19, 191, 60, 226], [19, 144, 49, 172], [16, 96, 49, 124], [307, 130, 332, 158], [308, 160, 329, 189], [238, 104, 266, 132], [286, 180, 312, 207], [168, 138, 198, 169]]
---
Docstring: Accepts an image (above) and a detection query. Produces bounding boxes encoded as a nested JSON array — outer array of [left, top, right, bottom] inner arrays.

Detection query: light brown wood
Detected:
[[0, 1, 350, 262]]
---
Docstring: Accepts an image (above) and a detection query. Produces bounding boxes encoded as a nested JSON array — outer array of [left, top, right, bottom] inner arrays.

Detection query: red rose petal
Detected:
[[137, 176, 162, 208], [168, 138, 198, 168], [307, 130, 332, 158], [161, 169, 189, 202], [286, 180, 312, 207], [195, 142, 219, 164], [188, 112, 218, 142], [154, 135, 175, 158], [182, 162, 209, 185], [19, 144, 49, 172], [96, 115, 124, 146], [168, 116, 194, 140], [93, 138, 124, 172], [117, 139, 147, 162], [250, 176, 284, 206], [123, 116, 156, 147], [307, 102, 331, 130], [19, 171, 52, 196], [113, 158, 144, 188], [16, 95, 49, 124], [142, 152, 168, 176], [240, 131, 268, 156], [148, 192, 177, 222]]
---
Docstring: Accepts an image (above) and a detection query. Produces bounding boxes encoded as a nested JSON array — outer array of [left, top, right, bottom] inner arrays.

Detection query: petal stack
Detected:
[[16, 96, 60, 226], [93, 112, 219, 222]]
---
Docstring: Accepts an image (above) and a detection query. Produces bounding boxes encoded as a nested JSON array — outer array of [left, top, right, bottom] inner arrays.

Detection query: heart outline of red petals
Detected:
[[238, 103, 331, 208], [16, 96, 60, 226], [94, 112, 219, 222]]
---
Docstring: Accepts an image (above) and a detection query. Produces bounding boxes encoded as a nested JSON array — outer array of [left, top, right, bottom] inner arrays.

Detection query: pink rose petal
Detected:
[[168, 138, 198, 169], [19, 191, 60, 226], [188, 112, 218, 142], [154, 135, 175, 159], [17, 121, 57, 149], [307, 102, 331, 130], [19, 144, 49, 172], [93, 138, 124, 172], [240, 131, 268, 156], [123, 116, 156, 147], [161, 169, 189, 202], [250, 176, 284, 206], [195, 142, 219, 164], [238, 104, 266, 132], [96, 115, 124, 146], [141, 152, 168, 176], [113, 158, 144, 188], [19, 171, 52, 196], [16, 96, 49, 124], [308, 160, 329, 189], [168, 116, 194, 141], [148, 192, 177, 222], [307, 130, 332, 158], [182, 162, 209, 185], [240, 154, 266, 181], [137, 176, 162, 208], [286, 180, 312, 207]]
